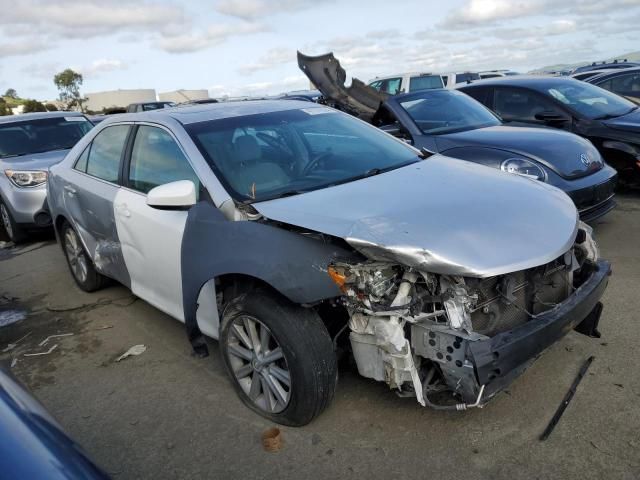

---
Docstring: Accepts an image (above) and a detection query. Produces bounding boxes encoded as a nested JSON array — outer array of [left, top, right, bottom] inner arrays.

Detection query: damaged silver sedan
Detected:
[[47, 101, 610, 425]]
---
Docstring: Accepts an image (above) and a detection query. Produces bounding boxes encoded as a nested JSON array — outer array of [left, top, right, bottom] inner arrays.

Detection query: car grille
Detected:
[[570, 176, 617, 211], [468, 258, 571, 336]]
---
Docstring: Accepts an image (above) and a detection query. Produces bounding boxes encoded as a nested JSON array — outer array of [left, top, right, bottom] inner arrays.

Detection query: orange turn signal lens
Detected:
[[327, 266, 347, 292]]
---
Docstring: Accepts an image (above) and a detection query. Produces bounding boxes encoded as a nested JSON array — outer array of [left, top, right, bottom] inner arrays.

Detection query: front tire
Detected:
[[60, 221, 107, 292], [0, 201, 26, 243], [220, 290, 337, 426]]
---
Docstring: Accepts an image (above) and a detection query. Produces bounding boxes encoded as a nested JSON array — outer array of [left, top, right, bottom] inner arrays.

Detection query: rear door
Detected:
[[113, 124, 202, 320], [62, 124, 132, 285]]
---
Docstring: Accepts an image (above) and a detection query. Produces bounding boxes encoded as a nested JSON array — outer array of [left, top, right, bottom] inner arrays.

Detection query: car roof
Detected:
[[588, 66, 640, 83], [458, 75, 582, 90], [100, 99, 320, 126], [0, 111, 84, 125]]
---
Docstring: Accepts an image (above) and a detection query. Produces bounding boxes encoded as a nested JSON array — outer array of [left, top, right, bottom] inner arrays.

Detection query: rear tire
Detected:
[[0, 201, 26, 243], [60, 221, 107, 292], [220, 289, 337, 426]]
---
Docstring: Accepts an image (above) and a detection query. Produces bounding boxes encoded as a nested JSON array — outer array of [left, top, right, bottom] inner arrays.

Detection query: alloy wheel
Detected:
[[64, 228, 88, 283], [225, 315, 291, 414], [1, 204, 13, 240]]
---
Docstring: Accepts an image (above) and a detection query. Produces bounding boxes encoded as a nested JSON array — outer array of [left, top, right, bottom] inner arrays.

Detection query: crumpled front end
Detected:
[[328, 222, 610, 410]]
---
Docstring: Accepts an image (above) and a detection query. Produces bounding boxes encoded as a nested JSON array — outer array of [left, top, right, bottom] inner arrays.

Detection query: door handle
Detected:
[[64, 185, 77, 194]]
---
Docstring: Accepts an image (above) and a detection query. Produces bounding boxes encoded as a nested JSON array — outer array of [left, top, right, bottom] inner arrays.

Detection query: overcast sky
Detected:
[[1, 0, 639, 100]]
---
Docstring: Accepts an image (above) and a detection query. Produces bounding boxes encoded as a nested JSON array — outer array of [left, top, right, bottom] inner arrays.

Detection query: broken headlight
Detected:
[[328, 262, 401, 304], [501, 158, 546, 182], [4, 169, 48, 188]]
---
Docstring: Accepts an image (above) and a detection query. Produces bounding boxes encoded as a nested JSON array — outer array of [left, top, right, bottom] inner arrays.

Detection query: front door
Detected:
[[113, 124, 201, 321]]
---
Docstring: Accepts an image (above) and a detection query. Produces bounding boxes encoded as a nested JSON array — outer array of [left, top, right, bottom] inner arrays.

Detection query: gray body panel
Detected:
[[254, 157, 579, 278]]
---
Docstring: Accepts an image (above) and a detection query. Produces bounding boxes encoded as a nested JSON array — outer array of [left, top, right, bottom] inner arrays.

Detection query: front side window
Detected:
[[128, 126, 199, 194], [0, 116, 93, 159], [539, 81, 636, 119], [454, 73, 480, 84], [608, 73, 640, 93], [494, 88, 561, 121], [399, 90, 500, 134], [85, 125, 129, 182], [186, 107, 420, 203], [409, 75, 444, 92]]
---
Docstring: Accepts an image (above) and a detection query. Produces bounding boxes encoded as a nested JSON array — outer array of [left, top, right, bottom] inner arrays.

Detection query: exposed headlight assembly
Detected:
[[4, 169, 48, 188], [500, 158, 547, 182]]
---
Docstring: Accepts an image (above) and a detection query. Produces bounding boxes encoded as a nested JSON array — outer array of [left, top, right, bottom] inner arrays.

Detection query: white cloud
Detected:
[[238, 47, 294, 74], [158, 22, 268, 53], [78, 59, 127, 76], [0, 38, 49, 57], [440, 0, 544, 27], [215, 0, 329, 20], [208, 74, 308, 98]]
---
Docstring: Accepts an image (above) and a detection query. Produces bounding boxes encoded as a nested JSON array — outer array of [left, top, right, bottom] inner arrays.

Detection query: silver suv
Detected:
[[0, 112, 93, 242]]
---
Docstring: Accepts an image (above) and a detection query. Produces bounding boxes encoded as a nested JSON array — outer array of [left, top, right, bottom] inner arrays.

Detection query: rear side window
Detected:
[[85, 125, 129, 182], [128, 126, 200, 194], [409, 75, 444, 92], [74, 145, 90, 172]]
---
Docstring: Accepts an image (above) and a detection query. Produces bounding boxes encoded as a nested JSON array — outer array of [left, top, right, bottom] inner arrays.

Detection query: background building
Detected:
[[84, 89, 156, 112], [158, 89, 209, 103]]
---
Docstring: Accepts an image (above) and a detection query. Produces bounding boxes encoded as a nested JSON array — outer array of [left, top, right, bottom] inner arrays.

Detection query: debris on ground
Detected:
[[2, 331, 32, 353], [39, 333, 74, 347], [116, 344, 147, 362], [24, 344, 58, 357], [262, 427, 283, 453], [0, 309, 27, 328], [10, 358, 17, 368]]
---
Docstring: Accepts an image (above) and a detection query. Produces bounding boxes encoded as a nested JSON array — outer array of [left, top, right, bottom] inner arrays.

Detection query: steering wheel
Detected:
[[302, 152, 333, 176]]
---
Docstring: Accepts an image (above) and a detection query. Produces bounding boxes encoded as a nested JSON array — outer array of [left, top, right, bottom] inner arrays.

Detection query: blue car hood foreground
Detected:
[[603, 107, 640, 134], [0, 149, 70, 171], [0, 369, 108, 479], [435, 125, 603, 179], [254, 155, 579, 278]]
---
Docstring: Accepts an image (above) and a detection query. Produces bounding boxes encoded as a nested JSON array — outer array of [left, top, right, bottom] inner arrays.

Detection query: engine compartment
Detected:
[[328, 222, 601, 409]]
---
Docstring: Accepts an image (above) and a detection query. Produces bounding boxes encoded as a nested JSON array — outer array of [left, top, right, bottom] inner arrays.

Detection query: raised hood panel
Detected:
[[437, 126, 603, 179], [297, 51, 387, 121], [254, 156, 578, 278]]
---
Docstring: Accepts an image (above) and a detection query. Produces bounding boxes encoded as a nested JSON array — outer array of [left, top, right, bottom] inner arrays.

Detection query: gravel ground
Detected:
[[1, 195, 639, 480]]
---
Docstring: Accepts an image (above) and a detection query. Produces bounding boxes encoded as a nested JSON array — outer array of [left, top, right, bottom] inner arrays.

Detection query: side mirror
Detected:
[[534, 111, 568, 123], [147, 180, 196, 210]]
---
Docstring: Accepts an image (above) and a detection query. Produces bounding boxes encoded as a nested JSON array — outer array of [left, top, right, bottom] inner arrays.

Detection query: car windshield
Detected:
[[0, 116, 93, 158], [398, 90, 501, 134], [542, 81, 636, 119], [186, 106, 420, 202]]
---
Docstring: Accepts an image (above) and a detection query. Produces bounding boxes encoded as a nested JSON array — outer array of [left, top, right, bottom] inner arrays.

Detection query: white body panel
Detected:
[[113, 188, 187, 321]]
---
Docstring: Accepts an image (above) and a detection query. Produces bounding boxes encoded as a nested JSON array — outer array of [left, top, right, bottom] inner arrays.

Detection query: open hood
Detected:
[[254, 155, 578, 278], [436, 125, 604, 179], [297, 51, 387, 121]]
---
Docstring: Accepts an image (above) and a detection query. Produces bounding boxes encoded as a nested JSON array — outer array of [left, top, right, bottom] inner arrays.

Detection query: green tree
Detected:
[[45, 103, 59, 111], [53, 68, 85, 111], [22, 99, 47, 113], [0, 99, 12, 116], [3, 88, 17, 99]]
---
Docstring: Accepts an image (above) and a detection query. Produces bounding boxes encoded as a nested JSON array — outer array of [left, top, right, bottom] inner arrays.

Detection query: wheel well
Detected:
[[214, 273, 348, 336], [54, 214, 68, 236]]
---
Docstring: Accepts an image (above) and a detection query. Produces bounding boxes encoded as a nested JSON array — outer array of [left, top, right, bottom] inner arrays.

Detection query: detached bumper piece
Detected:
[[468, 260, 610, 401]]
